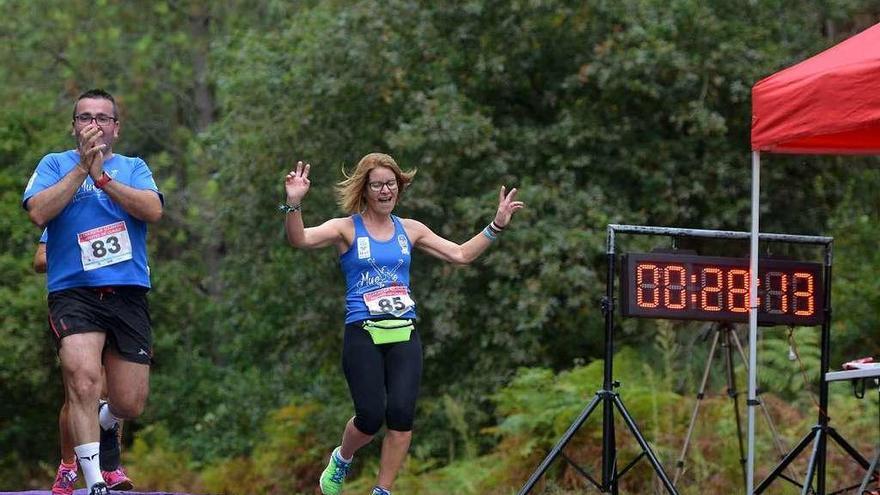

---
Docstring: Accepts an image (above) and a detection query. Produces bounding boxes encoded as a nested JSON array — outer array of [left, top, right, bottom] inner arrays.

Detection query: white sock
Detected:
[[335, 446, 352, 464], [74, 442, 102, 488], [99, 402, 120, 431]]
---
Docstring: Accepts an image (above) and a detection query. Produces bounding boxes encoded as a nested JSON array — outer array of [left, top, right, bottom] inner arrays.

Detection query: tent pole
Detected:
[[747, 151, 761, 495]]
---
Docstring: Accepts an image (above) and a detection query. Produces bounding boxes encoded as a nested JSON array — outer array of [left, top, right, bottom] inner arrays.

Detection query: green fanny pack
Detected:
[[363, 319, 414, 345]]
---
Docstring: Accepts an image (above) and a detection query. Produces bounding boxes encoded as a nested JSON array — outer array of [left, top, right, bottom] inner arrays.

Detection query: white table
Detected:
[[826, 367, 880, 383]]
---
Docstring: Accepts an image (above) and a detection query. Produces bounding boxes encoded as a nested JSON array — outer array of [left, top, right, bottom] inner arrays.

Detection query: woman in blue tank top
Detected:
[[283, 152, 523, 495]]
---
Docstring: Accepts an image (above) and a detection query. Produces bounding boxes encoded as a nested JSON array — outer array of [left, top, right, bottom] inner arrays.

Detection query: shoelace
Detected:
[[330, 459, 351, 483], [58, 470, 77, 487]]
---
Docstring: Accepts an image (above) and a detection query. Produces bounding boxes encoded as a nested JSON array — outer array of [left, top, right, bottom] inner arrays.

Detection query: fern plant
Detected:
[[757, 327, 821, 403]]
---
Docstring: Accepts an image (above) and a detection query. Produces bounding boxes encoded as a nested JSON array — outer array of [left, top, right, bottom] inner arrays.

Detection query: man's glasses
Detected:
[[367, 180, 399, 192], [74, 113, 117, 126]]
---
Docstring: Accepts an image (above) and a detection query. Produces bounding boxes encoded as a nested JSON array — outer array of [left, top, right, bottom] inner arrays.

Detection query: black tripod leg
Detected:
[[517, 393, 603, 495], [605, 393, 619, 495], [826, 427, 871, 469], [612, 395, 679, 495], [755, 429, 816, 494]]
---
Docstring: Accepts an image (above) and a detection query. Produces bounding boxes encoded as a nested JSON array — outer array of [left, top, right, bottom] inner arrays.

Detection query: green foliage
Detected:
[[828, 166, 880, 363], [757, 328, 822, 401], [124, 425, 201, 493], [199, 403, 326, 495]]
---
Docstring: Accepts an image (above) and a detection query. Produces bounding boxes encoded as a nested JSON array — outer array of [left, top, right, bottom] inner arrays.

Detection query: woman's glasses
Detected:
[[368, 180, 398, 192]]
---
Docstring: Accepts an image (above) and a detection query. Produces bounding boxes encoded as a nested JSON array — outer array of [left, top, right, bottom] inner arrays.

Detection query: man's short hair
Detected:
[[72, 88, 118, 120]]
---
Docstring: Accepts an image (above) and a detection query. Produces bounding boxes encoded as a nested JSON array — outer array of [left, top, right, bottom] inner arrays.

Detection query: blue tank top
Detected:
[[339, 214, 416, 324]]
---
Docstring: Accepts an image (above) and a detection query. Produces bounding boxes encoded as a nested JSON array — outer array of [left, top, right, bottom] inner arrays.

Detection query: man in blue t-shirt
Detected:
[[22, 89, 163, 495]]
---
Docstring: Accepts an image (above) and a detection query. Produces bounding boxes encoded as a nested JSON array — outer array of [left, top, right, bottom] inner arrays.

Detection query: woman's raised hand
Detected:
[[493, 185, 524, 228], [285, 160, 311, 204]]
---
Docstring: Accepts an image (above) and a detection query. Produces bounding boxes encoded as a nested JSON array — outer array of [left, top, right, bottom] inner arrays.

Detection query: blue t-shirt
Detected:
[[339, 214, 416, 324], [22, 150, 162, 292]]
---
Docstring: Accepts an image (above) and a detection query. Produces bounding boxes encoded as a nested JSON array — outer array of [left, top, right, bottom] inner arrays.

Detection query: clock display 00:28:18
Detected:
[[620, 253, 824, 326]]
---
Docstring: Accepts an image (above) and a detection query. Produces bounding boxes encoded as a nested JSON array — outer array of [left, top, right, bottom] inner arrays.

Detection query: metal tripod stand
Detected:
[[673, 322, 799, 490], [516, 227, 679, 494]]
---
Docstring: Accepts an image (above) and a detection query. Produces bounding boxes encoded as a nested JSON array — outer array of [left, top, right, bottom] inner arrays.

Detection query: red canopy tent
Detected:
[[746, 21, 880, 494], [752, 22, 880, 153]]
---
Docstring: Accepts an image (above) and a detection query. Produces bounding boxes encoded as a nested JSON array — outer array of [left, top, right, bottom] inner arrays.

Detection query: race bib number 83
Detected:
[[77, 221, 133, 271]]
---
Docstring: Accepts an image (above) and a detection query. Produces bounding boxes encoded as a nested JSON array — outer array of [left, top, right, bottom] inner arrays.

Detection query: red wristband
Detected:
[[94, 172, 112, 189]]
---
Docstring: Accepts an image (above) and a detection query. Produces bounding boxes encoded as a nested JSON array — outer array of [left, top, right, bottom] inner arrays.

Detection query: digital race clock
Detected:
[[620, 252, 824, 326]]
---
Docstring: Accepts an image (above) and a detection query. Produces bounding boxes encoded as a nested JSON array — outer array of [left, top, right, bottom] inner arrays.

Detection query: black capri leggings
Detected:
[[342, 322, 423, 435]]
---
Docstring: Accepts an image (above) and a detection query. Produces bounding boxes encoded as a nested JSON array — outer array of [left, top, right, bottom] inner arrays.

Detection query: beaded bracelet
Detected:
[[278, 202, 302, 214]]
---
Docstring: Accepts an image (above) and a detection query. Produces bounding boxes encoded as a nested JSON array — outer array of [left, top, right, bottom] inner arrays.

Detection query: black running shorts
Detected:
[[47, 286, 153, 365]]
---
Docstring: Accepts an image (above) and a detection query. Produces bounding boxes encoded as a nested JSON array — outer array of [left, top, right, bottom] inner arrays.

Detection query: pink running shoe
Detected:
[[102, 466, 134, 491], [51, 462, 78, 495]]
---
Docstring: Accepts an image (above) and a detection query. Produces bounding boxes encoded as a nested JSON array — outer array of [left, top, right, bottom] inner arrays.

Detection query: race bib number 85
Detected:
[[77, 221, 133, 271], [363, 285, 415, 317]]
